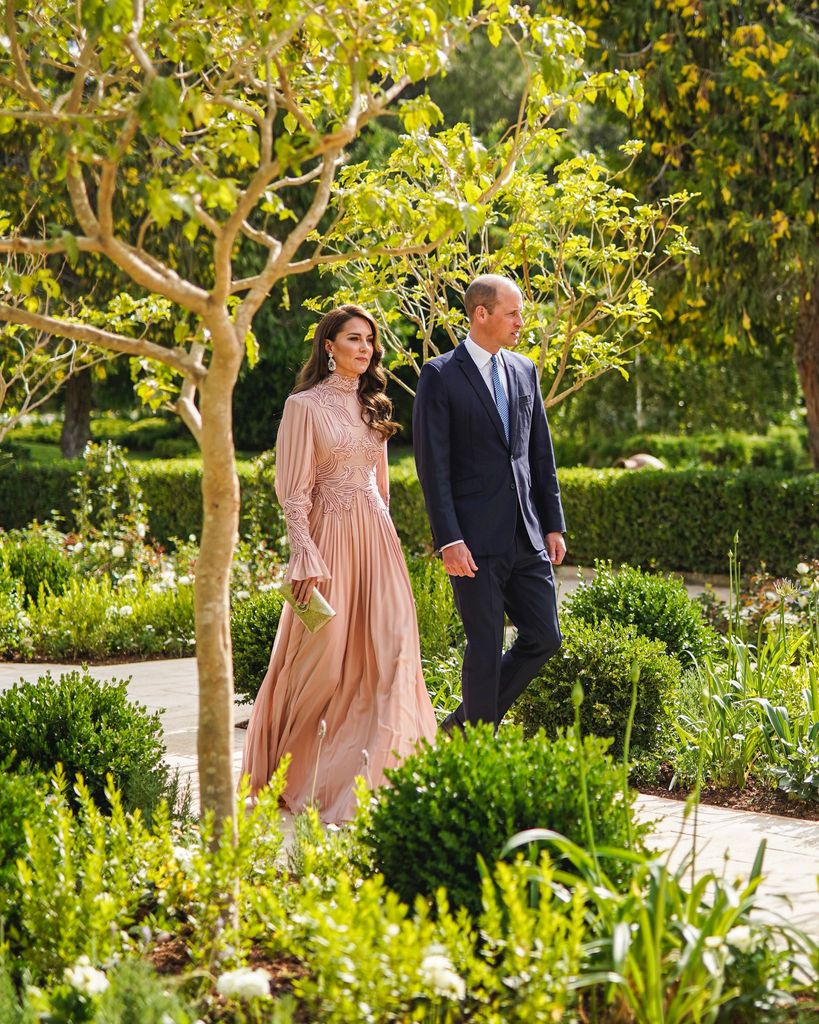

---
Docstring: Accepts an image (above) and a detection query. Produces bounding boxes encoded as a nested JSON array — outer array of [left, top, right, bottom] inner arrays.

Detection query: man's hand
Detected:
[[291, 576, 318, 607], [545, 532, 566, 565], [441, 542, 478, 578]]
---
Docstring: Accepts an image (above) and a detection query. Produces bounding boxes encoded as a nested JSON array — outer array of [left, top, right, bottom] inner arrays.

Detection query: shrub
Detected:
[[362, 724, 648, 915], [24, 574, 195, 661], [564, 560, 718, 662], [0, 566, 27, 656], [514, 616, 681, 757], [0, 523, 76, 600], [0, 766, 50, 921], [559, 467, 819, 576], [73, 441, 148, 545], [3, 457, 816, 576], [389, 459, 433, 553], [231, 588, 286, 703], [0, 670, 171, 819], [406, 553, 463, 660]]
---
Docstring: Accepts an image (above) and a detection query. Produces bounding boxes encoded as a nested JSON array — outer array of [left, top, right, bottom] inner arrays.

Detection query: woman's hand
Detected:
[[291, 576, 318, 608]]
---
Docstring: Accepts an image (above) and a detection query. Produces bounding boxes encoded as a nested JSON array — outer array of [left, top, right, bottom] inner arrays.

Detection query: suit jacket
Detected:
[[412, 343, 565, 557]]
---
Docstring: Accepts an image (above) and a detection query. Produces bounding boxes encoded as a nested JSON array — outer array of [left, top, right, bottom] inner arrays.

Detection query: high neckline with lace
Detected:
[[319, 373, 361, 394]]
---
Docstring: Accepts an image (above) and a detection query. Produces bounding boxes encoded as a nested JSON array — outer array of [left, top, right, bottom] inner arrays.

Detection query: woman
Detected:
[[241, 305, 437, 823]]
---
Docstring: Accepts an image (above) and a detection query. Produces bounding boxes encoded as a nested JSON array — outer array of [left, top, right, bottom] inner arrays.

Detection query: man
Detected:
[[413, 274, 566, 731]]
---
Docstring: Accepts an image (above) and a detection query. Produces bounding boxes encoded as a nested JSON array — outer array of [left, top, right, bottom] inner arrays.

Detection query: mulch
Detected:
[[638, 769, 819, 822]]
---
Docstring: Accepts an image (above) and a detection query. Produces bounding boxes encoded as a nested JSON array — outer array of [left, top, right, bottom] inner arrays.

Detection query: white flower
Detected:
[[215, 967, 271, 1000], [782, 611, 800, 626], [64, 956, 109, 997], [151, 582, 165, 594], [178, 575, 192, 586], [727, 925, 759, 954], [234, 590, 250, 601], [172, 844, 194, 872], [796, 562, 809, 575], [119, 572, 137, 586], [136, 522, 147, 539], [118, 604, 134, 617], [111, 543, 126, 558], [420, 948, 466, 1001], [73, 541, 84, 553]]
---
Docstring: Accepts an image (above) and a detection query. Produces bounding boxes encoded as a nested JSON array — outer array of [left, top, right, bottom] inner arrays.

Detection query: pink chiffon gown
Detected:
[[241, 372, 437, 823]]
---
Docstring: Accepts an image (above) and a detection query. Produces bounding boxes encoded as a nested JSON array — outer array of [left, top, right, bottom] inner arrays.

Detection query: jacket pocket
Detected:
[[452, 475, 482, 498]]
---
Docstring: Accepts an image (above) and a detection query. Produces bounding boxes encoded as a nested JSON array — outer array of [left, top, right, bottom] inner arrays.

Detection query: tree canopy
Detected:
[[545, 0, 819, 462]]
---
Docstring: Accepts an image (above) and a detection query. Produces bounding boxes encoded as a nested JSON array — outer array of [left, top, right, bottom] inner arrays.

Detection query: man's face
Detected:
[[477, 284, 524, 348]]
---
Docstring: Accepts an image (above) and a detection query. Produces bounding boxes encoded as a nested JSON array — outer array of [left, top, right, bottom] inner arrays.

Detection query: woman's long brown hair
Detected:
[[293, 304, 400, 440]]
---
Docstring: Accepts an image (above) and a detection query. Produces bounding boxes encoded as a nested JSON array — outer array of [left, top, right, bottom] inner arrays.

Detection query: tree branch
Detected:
[[0, 305, 207, 381]]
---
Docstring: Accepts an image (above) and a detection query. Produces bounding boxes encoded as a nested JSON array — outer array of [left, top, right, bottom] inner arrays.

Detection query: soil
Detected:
[[639, 766, 819, 822]]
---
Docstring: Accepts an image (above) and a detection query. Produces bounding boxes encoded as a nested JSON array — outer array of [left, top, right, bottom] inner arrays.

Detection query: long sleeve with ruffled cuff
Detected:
[[274, 395, 332, 583]]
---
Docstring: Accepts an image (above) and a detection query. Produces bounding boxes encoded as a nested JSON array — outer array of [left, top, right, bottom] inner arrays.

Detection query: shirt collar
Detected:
[[464, 335, 502, 371]]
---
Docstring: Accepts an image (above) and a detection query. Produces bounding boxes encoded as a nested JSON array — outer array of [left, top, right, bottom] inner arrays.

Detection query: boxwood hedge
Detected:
[[1, 458, 815, 576]]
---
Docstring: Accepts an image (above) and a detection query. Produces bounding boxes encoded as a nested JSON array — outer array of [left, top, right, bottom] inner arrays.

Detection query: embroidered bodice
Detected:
[[275, 373, 390, 582]]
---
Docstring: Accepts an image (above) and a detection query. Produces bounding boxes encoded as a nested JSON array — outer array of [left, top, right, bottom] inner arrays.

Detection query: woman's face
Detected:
[[327, 316, 375, 377]]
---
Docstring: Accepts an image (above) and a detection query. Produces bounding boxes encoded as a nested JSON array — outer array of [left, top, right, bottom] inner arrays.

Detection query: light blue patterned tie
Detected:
[[490, 354, 510, 443]]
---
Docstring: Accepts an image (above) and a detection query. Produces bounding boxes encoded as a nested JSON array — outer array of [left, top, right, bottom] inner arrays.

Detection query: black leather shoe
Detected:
[[439, 712, 466, 737]]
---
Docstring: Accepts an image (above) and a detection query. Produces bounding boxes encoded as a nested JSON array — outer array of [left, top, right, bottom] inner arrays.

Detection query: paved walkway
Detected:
[[3, 645, 816, 935]]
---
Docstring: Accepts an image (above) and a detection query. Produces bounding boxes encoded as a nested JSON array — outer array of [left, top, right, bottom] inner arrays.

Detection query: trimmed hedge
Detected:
[[1, 458, 815, 575], [558, 467, 818, 576], [554, 425, 808, 471]]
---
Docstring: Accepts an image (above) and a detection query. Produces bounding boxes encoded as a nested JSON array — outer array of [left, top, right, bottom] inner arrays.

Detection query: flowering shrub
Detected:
[[699, 559, 819, 638], [231, 589, 286, 703], [20, 570, 194, 661]]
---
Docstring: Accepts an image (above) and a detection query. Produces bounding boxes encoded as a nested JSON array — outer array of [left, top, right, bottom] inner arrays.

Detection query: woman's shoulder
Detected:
[[283, 388, 316, 411]]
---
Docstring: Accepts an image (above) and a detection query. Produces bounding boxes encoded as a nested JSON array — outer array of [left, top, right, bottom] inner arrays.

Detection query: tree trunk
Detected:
[[195, 326, 243, 832], [795, 274, 819, 469], [60, 367, 92, 458]]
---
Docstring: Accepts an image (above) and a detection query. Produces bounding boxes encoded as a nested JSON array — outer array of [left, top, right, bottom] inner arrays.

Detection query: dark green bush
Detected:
[[0, 461, 76, 530], [0, 765, 49, 903], [406, 554, 463, 660], [231, 589, 286, 702], [514, 616, 681, 757], [0, 526, 76, 601], [92, 415, 182, 452], [565, 560, 718, 662], [2, 458, 816, 575], [554, 426, 808, 471], [559, 467, 819, 576], [363, 724, 648, 916], [0, 670, 172, 821], [389, 459, 433, 553]]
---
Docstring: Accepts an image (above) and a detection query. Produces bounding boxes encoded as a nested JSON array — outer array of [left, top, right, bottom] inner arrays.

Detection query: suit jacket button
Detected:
[[509, 483, 515, 490]]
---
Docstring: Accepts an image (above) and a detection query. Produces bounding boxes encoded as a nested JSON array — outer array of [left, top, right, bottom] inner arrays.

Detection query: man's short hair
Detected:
[[464, 274, 516, 320]]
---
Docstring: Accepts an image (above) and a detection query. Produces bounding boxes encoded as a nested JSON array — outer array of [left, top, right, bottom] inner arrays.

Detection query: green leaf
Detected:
[[61, 231, 80, 267]]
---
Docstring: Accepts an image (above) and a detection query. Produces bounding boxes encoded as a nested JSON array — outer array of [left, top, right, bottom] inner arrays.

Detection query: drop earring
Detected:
[[327, 350, 336, 372]]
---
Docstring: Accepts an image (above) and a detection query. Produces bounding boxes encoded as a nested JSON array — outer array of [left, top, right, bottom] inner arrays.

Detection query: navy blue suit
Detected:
[[413, 343, 564, 726]]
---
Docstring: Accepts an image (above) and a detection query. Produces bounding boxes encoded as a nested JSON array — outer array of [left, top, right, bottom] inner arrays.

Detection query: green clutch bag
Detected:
[[278, 581, 336, 634]]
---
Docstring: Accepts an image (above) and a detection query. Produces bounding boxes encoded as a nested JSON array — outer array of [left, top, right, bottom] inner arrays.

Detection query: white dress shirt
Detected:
[[463, 335, 509, 400], [439, 337, 509, 552]]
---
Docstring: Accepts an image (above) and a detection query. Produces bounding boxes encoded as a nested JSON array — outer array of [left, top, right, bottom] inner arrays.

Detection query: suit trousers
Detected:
[[448, 518, 561, 728]]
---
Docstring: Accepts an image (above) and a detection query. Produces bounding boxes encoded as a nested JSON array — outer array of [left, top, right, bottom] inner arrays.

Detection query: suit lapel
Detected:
[[455, 343, 509, 448]]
